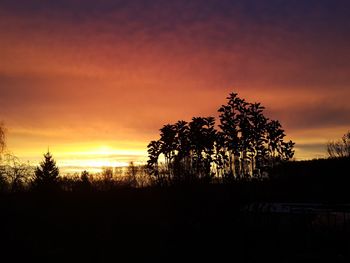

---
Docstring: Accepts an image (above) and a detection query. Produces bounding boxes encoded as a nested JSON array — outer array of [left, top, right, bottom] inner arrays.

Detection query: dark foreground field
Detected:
[[1, 182, 350, 263]]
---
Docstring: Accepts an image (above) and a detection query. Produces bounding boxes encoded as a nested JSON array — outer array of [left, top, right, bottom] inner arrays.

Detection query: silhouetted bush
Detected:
[[327, 130, 350, 158]]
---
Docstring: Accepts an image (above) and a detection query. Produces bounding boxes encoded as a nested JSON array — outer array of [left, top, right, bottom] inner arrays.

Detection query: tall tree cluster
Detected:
[[147, 92, 295, 184]]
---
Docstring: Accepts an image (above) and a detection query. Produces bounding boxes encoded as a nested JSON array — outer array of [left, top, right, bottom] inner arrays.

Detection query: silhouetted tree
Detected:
[[0, 153, 33, 192], [33, 151, 60, 191], [126, 161, 138, 187], [147, 140, 162, 184], [327, 131, 350, 158], [212, 131, 227, 179], [218, 93, 243, 179], [81, 170, 90, 183], [247, 103, 268, 176], [265, 120, 295, 166], [147, 91, 295, 184], [0, 124, 34, 192], [175, 120, 191, 159], [159, 124, 177, 177], [102, 167, 113, 181], [188, 117, 216, 181], [148, 117, 217, 184], [71, 170, 91, 192], [172, 120, 191, 183]]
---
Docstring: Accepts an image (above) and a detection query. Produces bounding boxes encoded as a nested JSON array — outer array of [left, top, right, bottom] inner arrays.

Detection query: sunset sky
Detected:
[[1, 0, 350, 172]]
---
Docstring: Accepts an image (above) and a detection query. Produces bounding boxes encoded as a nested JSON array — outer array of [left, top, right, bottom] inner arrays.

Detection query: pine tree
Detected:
[[33, 151, 59, 189]]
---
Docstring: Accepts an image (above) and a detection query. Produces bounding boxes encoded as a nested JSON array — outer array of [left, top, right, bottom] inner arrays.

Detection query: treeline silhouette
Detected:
[[1, 94, 350, 196], [1, 92, 295, 193], [0, 151, 152, 193], [1, 151, 350, 202], [147, 92, 295, 185]]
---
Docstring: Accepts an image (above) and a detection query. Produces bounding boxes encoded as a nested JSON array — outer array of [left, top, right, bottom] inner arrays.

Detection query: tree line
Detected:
[[147, 92, 295, 185], [0, 151, 150, 193], [0, 122, 153, 193], [1, 95, 349, 192]]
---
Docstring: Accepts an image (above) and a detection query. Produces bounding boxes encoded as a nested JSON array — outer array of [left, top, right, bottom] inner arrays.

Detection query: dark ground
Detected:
[[1, 182, 350, 263], [1, 157, 350, 262]]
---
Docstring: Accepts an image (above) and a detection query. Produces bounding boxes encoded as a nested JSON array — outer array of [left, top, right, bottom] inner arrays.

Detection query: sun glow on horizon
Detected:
[[5, 140, 148, 174], [53, 145, 147, 173]]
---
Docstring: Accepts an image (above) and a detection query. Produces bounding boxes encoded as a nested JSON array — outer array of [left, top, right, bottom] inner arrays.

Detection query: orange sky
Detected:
[[1, 1, 349, 172]]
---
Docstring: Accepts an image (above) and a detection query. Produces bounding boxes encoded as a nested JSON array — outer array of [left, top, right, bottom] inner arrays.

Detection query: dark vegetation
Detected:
[[0, 96, 350, 262], [147, 92, 295, 185]]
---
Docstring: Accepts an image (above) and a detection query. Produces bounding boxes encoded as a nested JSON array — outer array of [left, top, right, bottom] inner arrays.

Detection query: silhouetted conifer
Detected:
[[33, 151, 59, 191], [76, 170, 91, 192]]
